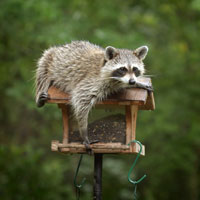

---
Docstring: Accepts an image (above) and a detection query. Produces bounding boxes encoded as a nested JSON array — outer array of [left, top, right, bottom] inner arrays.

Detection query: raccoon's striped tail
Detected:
[[35, 55, 52, 107]]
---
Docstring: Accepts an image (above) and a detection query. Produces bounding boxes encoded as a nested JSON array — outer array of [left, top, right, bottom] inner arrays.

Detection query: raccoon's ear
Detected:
[[105, 46, 118, 60], [134, 46, 148, 60]]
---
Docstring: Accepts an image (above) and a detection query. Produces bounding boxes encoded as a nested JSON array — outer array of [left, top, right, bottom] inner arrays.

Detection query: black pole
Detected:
[[93, 153, 103, 200]]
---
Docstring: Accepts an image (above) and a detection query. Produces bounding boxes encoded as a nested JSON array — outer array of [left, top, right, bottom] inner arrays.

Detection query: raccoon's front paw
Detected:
[[136, 82, 154, 92], [83, 140, 99, 155], [83, 141, 93, 155], [144, 85, 154, 92], [37, 92, 49, 107]]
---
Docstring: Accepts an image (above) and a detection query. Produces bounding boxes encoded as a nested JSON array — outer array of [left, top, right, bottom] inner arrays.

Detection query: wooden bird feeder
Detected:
[[47, 77, 155, 155]]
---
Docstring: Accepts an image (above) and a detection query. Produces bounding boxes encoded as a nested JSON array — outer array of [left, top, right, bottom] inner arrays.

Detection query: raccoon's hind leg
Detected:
[[36, 74, 52, 107], [37, 92, 49, 107], [35, 50, 55, 107]]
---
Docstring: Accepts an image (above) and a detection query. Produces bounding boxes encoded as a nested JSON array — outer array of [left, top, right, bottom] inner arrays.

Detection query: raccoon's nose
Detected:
[[129, 79, 136, 85]]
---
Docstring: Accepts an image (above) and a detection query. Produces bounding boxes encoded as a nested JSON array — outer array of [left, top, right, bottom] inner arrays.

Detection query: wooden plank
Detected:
[[48, 99, 144, 106], [51, 140, 59, 152], [57, 142, 130, 149], [51, 140, 145, 155], [132, 143, 145, 155], [47, 93, 155, 109], [108, 88, 147, 102], [151, 92, 156, 110], [48, 86, 70, 100], [47, 87, 147, 103], [58, 104, 69, 145], [97, 100, 132, 105], [48, 99, 70, 104], [59, 148, 128, 154], [58, 147, 143, 154], [139, 92, 155, 110], [125, 106, 132, 145], [130, 105, 138, 152]]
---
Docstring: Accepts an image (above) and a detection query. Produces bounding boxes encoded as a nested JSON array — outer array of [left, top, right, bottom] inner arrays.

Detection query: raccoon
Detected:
[[35, 41, 152, 150]]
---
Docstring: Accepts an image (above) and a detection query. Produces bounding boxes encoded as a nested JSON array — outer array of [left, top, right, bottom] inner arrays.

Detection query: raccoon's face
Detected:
[[111, 64, 142, 86], [101, 45, 148, 86]]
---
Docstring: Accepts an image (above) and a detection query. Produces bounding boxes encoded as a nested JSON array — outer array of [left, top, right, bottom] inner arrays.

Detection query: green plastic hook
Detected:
[[128, 140, 147, 184], [74, 154, 86, 189]]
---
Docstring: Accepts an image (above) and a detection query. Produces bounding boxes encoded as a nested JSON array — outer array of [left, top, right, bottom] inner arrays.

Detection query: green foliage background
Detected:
[[0, 0, 200, 199]]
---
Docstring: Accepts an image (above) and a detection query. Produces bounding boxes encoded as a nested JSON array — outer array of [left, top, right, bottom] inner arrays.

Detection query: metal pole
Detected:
[[93, 154, 103, 200]]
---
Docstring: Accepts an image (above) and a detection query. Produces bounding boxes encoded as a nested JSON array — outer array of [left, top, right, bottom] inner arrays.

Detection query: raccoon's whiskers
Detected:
[[141, 74, 156, 78], [110, 77, 120, 80], [98, 77, 117, 81]]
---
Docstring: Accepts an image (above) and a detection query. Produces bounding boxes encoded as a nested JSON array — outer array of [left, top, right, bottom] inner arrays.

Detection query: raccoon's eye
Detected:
[[119, 67, 128, 72], [132, 67, 141, 77], [132, 67, 138, 71]]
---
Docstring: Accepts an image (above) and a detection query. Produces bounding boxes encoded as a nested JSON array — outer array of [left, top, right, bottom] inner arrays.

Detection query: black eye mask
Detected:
[[112, 67, 128, 77], [132, 67, 141, 77]]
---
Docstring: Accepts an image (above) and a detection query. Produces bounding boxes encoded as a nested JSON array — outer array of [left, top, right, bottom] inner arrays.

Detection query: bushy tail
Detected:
[[35, 52, 52, 104]]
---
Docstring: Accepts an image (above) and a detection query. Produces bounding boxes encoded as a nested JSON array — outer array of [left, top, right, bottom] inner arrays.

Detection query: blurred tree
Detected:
[[0, 0, 200, 199]]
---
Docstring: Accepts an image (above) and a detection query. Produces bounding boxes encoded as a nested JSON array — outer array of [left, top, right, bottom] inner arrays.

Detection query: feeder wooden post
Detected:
[[58, 104, 69, 144]]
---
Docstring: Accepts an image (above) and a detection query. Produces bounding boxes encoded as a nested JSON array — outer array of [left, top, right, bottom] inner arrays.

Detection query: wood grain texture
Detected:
[[125, 106, 132, 145], [130, 105, 138, 152], [51, 140, 145, 155], [58, 105, 69, 150]]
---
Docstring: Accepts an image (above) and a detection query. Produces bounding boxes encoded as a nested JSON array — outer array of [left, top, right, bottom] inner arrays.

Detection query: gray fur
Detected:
[[35, 41, 149, 147]]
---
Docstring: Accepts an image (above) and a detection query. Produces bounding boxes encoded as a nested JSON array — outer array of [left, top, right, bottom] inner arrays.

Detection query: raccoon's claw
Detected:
[[37, 92, 49, 107], [145, 85, 154, 92], [90, 140, 99, 144], [136, 83, 154, 92], [135, 82, 153, 92], [83, 140, 99, 155], [83, 141, 93, 155]]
